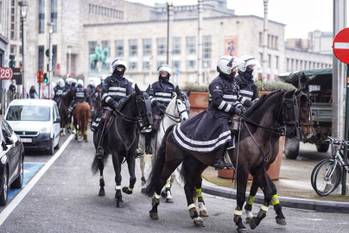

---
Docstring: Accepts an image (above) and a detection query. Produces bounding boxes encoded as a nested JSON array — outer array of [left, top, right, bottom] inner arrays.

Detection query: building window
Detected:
[[172, 60, 181, 71], [304, 61, 308, 70], [101, 41, 111, 71], [52, 45, 57, 68], [157, 38, 167, 56], [143, 38, 152, 56], [275, 55, 279, 70], [129, 61, 137, 70], [202, 35, 212, 67], [259, 52, 263, 65], [88, 41, 97, 72], [51, 0, 57, 32], [39, 0, 45, 33], [129, 39, 138, 57], [186, 60, 196, 69], [172, 37, 181, 55], [259, 32, 263, 47], [186, 36, 196, 54], [38, 46, 45, 71], [115, 40, 124, 57], [286, 58, 290, 71], [143, 61, 150, 70], [268, 54, 271, 68], [275, 36, 279, 50]]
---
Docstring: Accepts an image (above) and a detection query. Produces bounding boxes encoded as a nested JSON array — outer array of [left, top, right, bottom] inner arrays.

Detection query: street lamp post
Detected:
[[18, 0, 28, 98], [48, 22, 54, 98]]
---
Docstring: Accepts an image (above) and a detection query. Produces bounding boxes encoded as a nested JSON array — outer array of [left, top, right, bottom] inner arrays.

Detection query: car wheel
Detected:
[[0, 167, 8, 206], [54, 136, 60, 150], [284, 137, 300, 160], [12, 155, 24, 189], [48, 142, 55, 155]]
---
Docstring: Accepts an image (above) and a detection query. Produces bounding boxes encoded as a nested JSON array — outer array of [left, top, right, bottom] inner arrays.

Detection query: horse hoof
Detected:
[[249, 217, 258, 230], [276, 217, 287, 226], [199, 210, 209, 218], [116, 199, 124, 208], [141, 177, 146, 186], [165, 198, 174, 203], [98, 189, 105, 196], [122, 187, 133, 195], [149, 211, 159, 220], [237, 226, 248, 233], [245, 217, 251, 224], [193, 217, 205, 227]]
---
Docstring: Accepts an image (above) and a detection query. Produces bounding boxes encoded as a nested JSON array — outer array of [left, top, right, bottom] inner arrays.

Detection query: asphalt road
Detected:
[[0, 134, 348, 233]]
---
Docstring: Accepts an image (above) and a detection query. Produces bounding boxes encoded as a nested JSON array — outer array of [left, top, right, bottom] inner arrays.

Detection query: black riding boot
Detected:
[[213, 144, 234, 170]]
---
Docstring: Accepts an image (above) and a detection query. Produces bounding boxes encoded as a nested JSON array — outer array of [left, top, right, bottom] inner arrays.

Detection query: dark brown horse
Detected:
[[73, 102, 91, 142], [59, 88, 74, 135], [144, 89, 310, 232]]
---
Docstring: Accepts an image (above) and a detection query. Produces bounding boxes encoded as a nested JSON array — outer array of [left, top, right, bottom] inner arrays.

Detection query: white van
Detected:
[[4, 99, 61, 155]]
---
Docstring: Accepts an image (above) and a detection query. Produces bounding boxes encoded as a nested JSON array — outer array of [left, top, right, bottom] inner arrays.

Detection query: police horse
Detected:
[[91, 85, 152, 208], [144, 89, 310, 232], [139, 87, 190, 203], [72, 102, 91, 142], [59, 88, 74, 135]]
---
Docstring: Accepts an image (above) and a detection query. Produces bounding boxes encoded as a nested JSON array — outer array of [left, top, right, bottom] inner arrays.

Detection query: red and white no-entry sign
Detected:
[[333, 28, 349, 64]]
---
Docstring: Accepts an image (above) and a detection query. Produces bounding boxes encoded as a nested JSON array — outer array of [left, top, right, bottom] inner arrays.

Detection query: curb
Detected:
[[201, 180, 349, 214]]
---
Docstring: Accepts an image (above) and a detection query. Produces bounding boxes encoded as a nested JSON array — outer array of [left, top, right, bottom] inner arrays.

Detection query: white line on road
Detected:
[[0, 134, 74, 226], [334, 42, 349, 49]]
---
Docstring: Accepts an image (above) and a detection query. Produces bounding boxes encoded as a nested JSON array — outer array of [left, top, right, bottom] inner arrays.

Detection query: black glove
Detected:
[[111, 101, 119, 110], [234, 105, 245, 115], [244, 99, 253, 108]]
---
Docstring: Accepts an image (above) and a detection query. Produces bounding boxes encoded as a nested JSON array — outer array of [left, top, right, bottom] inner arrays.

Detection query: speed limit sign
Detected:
[[0, 67, 13, 80]]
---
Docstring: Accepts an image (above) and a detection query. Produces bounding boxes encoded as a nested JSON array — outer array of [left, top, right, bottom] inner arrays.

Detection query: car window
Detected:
[[52, 106, 56, 121], [6, 105, 51, 121]]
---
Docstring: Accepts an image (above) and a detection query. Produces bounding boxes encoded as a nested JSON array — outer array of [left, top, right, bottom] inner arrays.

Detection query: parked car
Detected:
[[0, 119, 24, 206], [280, 68, 332, 159], [5, 99, 61, 155]]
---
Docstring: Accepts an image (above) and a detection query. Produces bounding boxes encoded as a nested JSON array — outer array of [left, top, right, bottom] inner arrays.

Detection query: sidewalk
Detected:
[[202, 143, 349, 213]]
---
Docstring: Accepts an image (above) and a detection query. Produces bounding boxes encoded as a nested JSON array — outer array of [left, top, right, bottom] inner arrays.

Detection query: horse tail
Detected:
[[144, 125, 175, 197], [91, 149, 108, 174]]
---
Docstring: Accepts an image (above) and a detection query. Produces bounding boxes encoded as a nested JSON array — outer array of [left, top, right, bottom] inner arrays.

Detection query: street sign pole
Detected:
[[343, 64, 349, 195]]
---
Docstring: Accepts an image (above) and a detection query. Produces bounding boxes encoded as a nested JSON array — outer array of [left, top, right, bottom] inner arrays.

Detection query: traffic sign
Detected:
[[333, 27, 349, 64], [0, 67, 13, 80]]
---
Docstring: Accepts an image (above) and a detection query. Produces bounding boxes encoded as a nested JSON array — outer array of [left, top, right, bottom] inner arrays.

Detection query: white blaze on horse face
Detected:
[[115, 185, 121, 190], [176, 99, 189, 121]]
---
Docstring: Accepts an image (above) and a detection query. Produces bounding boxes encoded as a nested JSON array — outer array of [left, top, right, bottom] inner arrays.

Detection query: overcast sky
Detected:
[[128, 0, 349, 39]]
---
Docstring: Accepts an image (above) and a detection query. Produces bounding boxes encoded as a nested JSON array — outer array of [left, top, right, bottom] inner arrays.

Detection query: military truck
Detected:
[[280, 68, 332, 159]]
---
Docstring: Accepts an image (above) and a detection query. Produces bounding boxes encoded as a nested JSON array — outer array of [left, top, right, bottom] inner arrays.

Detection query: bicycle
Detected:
[[311, 137, 349, 196]]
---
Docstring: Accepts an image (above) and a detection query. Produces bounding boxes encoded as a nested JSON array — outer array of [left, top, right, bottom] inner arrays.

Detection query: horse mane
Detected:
[[244, 90, 284, 117]]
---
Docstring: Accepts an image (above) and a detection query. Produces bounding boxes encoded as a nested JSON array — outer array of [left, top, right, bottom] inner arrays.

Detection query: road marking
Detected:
[[0, 134, 74, 226], [334, 42, 349, 49]]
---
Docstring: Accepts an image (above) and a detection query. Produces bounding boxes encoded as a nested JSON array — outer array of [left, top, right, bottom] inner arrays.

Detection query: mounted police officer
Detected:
[[95, 58, 133, 157], [236, 55, 259, 108], [142, 64, 175, 154], [172, 56, 244, 170], [68, 79, 88, 117], [209, 56, 245, 169], [53, 79, 65, 103]]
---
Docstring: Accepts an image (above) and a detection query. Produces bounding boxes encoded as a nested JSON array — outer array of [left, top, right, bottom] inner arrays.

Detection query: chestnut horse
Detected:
[[73, 102, 91, 142]]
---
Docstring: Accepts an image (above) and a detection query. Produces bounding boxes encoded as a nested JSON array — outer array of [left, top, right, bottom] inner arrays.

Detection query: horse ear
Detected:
[[134, 84, 140, 94]]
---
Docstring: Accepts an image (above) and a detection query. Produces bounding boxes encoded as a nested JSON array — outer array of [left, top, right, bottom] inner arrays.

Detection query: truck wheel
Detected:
[[316, 143, 329, 153], [285, 137, 300, 160]]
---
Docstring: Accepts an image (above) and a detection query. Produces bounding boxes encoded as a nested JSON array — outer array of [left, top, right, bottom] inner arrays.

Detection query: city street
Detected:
[[0, 133, 348, 233]]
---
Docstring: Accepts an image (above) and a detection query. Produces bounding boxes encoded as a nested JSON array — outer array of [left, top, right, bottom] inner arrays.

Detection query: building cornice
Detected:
[[83, 14, 285, 28]]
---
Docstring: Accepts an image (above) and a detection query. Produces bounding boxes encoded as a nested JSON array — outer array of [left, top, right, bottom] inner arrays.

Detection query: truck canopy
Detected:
[[279, 68, 332, 89]]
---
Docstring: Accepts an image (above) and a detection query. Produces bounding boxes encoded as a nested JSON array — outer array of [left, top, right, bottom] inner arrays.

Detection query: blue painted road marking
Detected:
[[7, 162, 44, 201]]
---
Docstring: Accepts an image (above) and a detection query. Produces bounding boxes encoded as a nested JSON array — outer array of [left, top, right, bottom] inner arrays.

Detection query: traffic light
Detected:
[[43, 73, 49, 84], [9, 55, 16, 68], [36, 70, 44, 83]]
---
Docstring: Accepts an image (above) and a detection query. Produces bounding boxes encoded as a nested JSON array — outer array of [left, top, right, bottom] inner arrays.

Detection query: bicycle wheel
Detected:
[[312, 159, 342, 196], [311, 159, 329, 191]]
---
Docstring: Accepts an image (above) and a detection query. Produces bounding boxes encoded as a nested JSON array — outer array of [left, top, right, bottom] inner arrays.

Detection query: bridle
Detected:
[[164, 96, 189, 123]]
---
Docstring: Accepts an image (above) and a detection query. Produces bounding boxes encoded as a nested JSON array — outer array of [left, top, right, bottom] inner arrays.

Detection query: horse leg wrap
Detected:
[[274, 203, 286, 225], [129, 178, 136, 189], [198, 201, 208, 217], [99, 177, 105, 187], [149, 193, 160, 220], [233, 212, 246, 232], [271, 194, 280, 206], [188, 204, 199, 219], [250, 206, 268, 229]]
